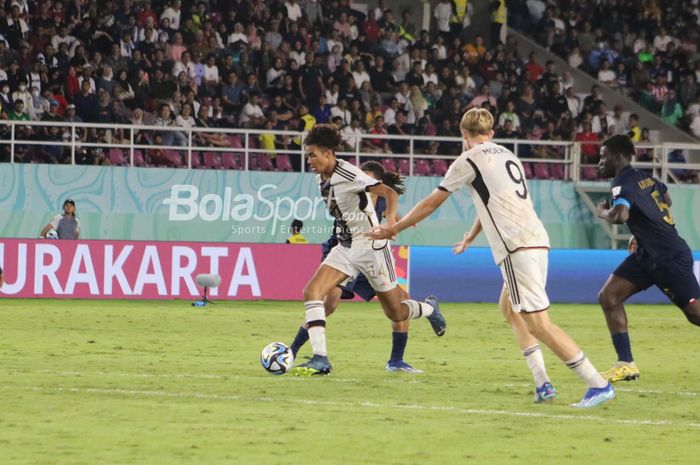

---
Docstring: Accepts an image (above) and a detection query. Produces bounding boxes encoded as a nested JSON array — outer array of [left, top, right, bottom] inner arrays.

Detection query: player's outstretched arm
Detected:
[[453, 218, 482, 255], [596, 200, 629, 224], [366, 188, 451, 240], [367, 183, 399, 225]]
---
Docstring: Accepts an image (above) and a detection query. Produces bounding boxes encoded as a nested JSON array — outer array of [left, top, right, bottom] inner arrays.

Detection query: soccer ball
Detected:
[[46, 229, 59, 239], [260, 342, 294, 375]]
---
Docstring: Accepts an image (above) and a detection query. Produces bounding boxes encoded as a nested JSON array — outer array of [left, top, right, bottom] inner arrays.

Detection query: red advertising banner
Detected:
[[0, 239, 409, 300]]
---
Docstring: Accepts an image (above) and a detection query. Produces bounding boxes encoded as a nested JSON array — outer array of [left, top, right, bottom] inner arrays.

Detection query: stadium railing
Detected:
[[0, 120, 698, 184]]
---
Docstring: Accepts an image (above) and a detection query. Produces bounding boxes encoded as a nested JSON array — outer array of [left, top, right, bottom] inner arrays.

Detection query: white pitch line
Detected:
[[5, 385, 700, 429], [11, 369, 700, 396]]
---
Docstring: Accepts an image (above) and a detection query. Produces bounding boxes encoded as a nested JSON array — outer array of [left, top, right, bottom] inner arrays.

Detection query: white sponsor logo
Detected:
[[162, 184, 333, 232], [611, 186, 621, 196], [0, 243, 260, 297]]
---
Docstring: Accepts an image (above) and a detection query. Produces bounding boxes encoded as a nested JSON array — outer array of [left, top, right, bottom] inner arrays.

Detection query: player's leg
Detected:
[[293, 259, 352, 376], [651, 251, 700, 327], [289, 286, 343, 358], [597, 254, 651, 382], [386, 287, 422, 373], [502, 251, 613, 407], [360, 245, 446, 335], [499, 285, 555, 402]]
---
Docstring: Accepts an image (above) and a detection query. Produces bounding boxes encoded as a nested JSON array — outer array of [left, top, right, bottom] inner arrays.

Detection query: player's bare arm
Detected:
[[366, 183, 398, 225], [596, 200, 629, 224], [453, 218, 482, 255], [366, 188, 451, 240]]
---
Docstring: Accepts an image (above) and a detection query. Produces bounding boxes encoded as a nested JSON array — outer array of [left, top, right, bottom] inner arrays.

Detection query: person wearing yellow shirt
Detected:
[[286, 219, 308, 244], [627, 113, 641, 142], [259, 119, 278, 160], [490, 0, 506, 45]]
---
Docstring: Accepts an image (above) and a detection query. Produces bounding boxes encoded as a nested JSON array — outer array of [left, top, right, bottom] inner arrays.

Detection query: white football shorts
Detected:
[[499, 248, 550, 313], [322, 243, 397, 293]]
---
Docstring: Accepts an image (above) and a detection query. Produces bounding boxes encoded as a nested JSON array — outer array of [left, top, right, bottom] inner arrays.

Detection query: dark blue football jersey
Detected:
[[610, 166, 690, 259]]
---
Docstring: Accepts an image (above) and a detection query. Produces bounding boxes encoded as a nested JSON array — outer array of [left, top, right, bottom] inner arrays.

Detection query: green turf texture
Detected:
[[1, 299, 699, 465]]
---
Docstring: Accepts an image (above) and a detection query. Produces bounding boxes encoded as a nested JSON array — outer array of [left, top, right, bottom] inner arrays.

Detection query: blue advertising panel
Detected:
[[409, 247, 700, 304]]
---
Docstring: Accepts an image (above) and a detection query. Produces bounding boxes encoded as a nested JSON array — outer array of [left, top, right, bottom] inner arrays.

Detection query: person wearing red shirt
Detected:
[[523, 52, 545, 83], [361, 10, 382, 44], [138, 0, 159, 27], [575, 121, 600, 162]]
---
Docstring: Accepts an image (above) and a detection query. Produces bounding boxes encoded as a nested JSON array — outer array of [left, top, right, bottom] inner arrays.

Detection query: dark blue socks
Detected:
[[611, 332, 634, 363], [290, 326, 309, 357], [389, 331, 408, 362]]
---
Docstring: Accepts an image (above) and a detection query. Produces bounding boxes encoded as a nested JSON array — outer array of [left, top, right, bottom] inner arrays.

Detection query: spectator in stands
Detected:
[[627, 113, 641, 142], [597, 59, 616, 87], [387, 111, 413, 154], [239, 93, 265, 128], [661, 90, 684, 126], [575, 121, 599, 163], [591, 103, 614, 136], [611, 105, 628, 135], [523, 52, 544, 82]]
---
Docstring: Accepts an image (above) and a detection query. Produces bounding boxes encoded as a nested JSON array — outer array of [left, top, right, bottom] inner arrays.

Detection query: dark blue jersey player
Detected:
[[596, 134, 700, 383]]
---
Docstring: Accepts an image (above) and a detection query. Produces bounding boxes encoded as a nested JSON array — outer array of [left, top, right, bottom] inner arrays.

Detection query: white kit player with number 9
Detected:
[[367, 108, 616, 408]]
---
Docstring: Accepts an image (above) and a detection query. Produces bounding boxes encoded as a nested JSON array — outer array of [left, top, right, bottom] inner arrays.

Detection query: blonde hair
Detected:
[[460, 108, 494, 136]]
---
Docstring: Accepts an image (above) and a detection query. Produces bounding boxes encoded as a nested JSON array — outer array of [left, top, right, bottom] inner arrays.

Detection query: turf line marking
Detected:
[[16, 370, 700, 397], [8, 385, 700, 429]]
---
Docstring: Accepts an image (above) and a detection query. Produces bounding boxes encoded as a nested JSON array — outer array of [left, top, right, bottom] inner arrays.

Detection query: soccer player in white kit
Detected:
[[368, 109, 615, 407], [292, 124, 447, 376]]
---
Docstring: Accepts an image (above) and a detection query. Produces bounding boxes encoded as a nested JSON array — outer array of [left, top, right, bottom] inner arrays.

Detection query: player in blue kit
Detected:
[[596, 134, 700, 382], [290, 161, 423, 373]]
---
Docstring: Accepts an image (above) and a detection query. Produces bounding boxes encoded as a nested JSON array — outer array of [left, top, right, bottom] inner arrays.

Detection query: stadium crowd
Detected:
[[512, 0, 700, 139], [0, 0, 694, 180]]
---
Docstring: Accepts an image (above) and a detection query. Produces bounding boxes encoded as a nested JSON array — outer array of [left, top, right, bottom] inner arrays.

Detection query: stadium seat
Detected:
[[221, 152, 241, 170], [203, 152, 222, 169], [414, 159, 433, 176], [164, 150, 182, 167], [133, 149, 146, 167], [397, 158, 410, 175], [582, 166, 599, 181], [190, 152, 202, 169], [533, 163, 551, 179], [248, 153, 259, 170], [432, 159, 449, 176], [257, 154, 275, 171], [381, 157, 397, 173], [550, 163, 566, 180], [109, 148, 128, 166], [276, 154, 293, 171], [522, 162, 533, 179]]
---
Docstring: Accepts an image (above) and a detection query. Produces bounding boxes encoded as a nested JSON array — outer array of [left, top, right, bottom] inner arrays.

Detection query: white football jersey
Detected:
[[317, 159, 382, 249], [439, 141, 550, 264]]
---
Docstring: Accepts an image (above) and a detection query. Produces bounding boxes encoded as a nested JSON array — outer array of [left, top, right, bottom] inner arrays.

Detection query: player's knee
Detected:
[[302, 284, 320, 302], [683, 305, 700, 327], [598, 288, 618, 311]]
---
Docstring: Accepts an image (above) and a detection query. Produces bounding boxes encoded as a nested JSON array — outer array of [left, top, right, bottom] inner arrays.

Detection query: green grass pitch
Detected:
[[1, 299, 699, 465]]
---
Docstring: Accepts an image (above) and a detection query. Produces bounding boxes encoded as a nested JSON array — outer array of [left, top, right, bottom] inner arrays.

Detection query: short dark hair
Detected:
[[304, 124, 342, 150], [602, 134, 635, 159], [291, 219, 303, 231]]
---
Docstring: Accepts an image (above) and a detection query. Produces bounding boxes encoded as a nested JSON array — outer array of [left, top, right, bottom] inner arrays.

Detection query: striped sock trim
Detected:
[[522, 344, 541, 357], [565, 352, 586, 369], [305, 300, 326, 328]]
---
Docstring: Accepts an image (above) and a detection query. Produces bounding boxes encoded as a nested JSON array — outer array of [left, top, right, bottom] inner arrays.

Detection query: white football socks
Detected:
[[305, 300, 327, 356], [402, 299, 435, 319], [565, 351, 608, 388], [522, 344, 550, 387]]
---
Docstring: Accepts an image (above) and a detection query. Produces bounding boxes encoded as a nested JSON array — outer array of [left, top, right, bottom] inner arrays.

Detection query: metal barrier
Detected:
[[0, 120, 698, 184]]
